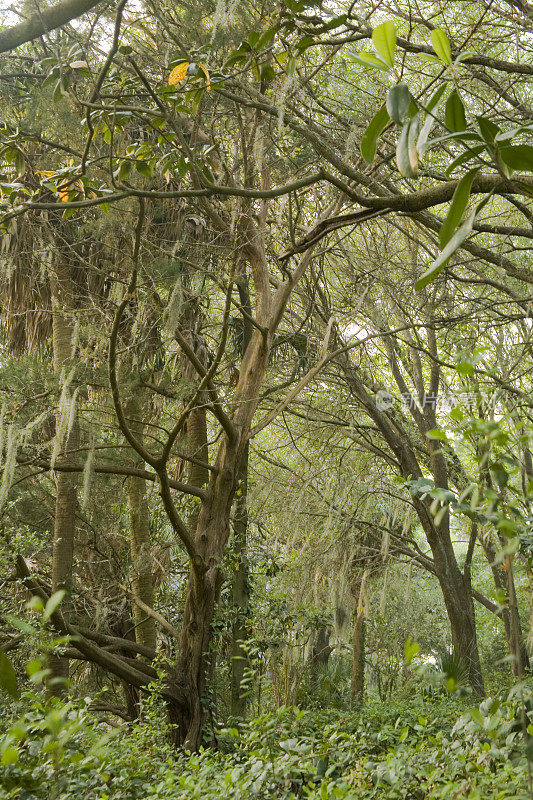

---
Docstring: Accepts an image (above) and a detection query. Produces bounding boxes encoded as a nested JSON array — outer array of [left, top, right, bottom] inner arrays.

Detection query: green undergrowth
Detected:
[[1, 689, 531, 799]]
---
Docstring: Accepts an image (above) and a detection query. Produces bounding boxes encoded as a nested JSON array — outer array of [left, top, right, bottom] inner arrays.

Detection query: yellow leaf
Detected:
[[198, 62, 210, 90], [168, 62, 189, 85]]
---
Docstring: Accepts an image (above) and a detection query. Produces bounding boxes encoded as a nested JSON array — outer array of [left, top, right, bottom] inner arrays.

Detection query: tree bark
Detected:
[[125, 396, 157, 653], [351, 569, 367, 708], [0, 0, 102, 54], [481, 536, 529, 675], [230, 443, 251, 717], [309, 624, 332, 697], [415, 499, 485, 695], [48, 257, 78, 689]]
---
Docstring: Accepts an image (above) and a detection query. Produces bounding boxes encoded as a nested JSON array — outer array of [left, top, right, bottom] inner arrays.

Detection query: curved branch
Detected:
[[15, 456, 208, 499], [0, 0, 104, 54]]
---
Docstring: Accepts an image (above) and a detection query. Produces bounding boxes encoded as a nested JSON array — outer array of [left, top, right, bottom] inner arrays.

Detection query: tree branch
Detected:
[[0, 0, 104, 54]]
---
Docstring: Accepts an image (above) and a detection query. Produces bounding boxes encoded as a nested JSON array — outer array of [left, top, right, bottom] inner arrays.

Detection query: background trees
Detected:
[[0, 0, 531, 770]]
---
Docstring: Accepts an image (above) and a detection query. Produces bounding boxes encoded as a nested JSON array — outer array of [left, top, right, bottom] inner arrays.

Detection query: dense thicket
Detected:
[[0, 0, 532, 797]]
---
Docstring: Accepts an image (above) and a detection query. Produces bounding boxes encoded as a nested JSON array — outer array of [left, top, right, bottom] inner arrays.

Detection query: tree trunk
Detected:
[[415, 500, 484, 696], [126, 396, 157, 652], [351, 569, 367, 708], [49, 257, 78, 689], [481, 536, 529, 675], [230, 270, 254, 717], [505, 554, 528, 676], [230, 443, 250, 717], [127, 473, 156, 652], [309, 624, 332, 696]]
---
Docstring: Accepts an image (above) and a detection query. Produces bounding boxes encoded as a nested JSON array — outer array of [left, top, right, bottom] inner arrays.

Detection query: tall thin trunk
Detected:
[[230, 272, 253, 717], [309, 624, 332, 697], [351, 569, 367, 708], [505, 554, 528, 676], [415, 500, 485, 696], [481, 536, 529, 675], [230, 443, 250, 717], [125, 396, 157, 652], [48, 258, 78, 689]]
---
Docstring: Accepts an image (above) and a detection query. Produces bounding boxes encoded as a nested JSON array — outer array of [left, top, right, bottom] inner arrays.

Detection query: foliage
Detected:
[[1, 691, 531, 799]]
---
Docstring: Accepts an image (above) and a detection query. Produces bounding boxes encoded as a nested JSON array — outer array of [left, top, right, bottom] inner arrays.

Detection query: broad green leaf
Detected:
[[456, 361, 475, 375], [430, 29, 451, 65], [423, 131, 481, 150], [27, 596, 44, 613], [351, 52, 390, 71], [469, 708, 484, 725], [135, 160, 153, 178], [295, 35, 315, 52], [445, 90, 466, 132], [495, 123, 533, 143], [404, 638, 420, 664], [360, 104, 390, 163], [372, 21, 397, 67], [454, 50, 475, 63], [255, 26, 278, 50], [416, 195, 489, 290], [0, 646, 18, 699], [1, 746, 18, 766], [425, 83, 448, 113], [323, 13, 348, 31], [445, 145, 485, 177], [417, 84, 447, 155], [499, 144, 533, 172], [396, 115, 419, 178], [5, 615, 36, 635], [43, 590, 66, 622], [386, 82, 412, 124], [427, 429, 447, 440], [416, 211, 476, 290], [439, 168, 479, 248], [417, 53, 441, 63], [476, 116, 500, 144]]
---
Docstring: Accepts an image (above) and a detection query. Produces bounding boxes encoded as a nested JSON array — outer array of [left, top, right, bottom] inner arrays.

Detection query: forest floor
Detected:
[[1, 688, 531, 799]]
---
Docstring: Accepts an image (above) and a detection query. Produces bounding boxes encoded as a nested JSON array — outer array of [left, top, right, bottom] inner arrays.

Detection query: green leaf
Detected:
[[351, 52, 391, 71], [416, 210, 475, 290], [445, 145, 485, 178], [360, 104, 390, 163], [255, 26, 278, 50], [118, 160, 132, 182], [430, 29, 451, 65], [43, 590, 66, 622], [1, 746, 18, 765], [417, 85, 447, 155], [490, 462, 509, 489], [439, 168, 479, 248], [456, 361, 475, 375], [427, 429, 447, 440], [386, 82, 412, 124], [404, 638, 420, 664], [476, 115, 500, 144], [396, 115, 419, 178], [417, 53, 441, 63], [295, 35, 315, 52], [135, 160, 153, 178], [0, 646, 19, 699], [499, 144, 533, 172], [372, 21, 397, 67], [425, 83, 448, 113], [445, 90, 466, 132], [454, 50, 475, 64]]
